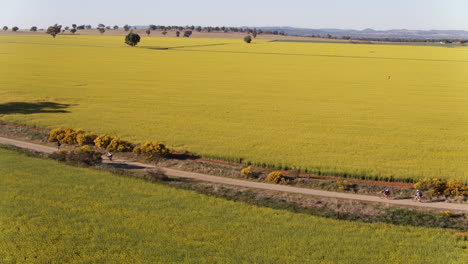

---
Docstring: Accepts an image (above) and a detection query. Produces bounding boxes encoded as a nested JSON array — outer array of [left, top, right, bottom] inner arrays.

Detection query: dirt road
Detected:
[[1, 136, 467, 212]]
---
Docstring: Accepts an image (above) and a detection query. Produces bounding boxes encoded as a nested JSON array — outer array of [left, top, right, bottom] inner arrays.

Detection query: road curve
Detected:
[[1, 136, 467, 212]]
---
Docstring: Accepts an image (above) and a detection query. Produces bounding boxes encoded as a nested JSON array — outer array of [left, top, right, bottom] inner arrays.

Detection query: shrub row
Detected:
[[49, 145, 102, 165], [414, 178, 467, 198], [48, 128, 169, 158]]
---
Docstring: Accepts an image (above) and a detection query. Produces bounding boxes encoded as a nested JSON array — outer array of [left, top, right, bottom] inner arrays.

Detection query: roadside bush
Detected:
[[49, 145, 102, 165], [48, 128, 66, 142], [106, 138, 134, 152], [439, 210, 453, 217], [241, 166, 257, 178], [444, 180, 468, 197], [62, 128, 84, 145], [414, 178, 447, 198], [48, 150, 68, 162], [335, 180, 350, 191], [133, 141, 170, 159], [94, 135, 113, 149], [48, 128, 83, 145], [77, 133, 98, 146], [267, 171, 287, 184]]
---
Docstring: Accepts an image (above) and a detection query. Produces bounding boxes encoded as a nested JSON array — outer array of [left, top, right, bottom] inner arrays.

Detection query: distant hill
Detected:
[[255, 27, 468, 40]]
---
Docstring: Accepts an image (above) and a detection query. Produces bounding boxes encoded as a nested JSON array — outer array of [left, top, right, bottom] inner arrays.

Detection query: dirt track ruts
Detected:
[[1, 136, 467, 212]]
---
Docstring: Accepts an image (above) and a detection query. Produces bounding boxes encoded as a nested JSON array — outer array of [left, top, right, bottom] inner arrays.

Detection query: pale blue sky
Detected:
[[1, 0, 467, 30]]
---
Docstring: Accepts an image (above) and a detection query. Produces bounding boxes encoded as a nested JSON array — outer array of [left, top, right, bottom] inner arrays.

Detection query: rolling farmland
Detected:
[[1, 148, 466, 263], [1, 35, 467, 182]]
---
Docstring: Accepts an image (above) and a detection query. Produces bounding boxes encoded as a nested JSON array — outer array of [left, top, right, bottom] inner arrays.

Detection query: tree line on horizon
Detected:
[[2, 23, 283, 37]]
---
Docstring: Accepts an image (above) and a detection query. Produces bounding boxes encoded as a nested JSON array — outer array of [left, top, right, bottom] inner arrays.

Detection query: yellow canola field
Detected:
[[1, 35, 467, 181]]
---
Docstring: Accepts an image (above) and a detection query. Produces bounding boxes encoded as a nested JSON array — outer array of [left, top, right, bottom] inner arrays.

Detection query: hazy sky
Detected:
[[2, 0, 467, 30]]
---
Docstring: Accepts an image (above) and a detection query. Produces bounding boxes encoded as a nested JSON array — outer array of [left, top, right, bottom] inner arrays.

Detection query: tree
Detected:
[[244, 35, 252, 43], [105, 26, 110, 30], [30, 26, 37, 32], [85, 25, 92, 29], [146, 29, 151, 36], [72, 24, 77, 29], [183, 30, 192, 37], [97, 23, 105, 29], [149, 24, 157, 30], [113, 25, 119, 30], [2, 26, 8, 31], [46, 24, 61, 38], [64, 26, 69, 30], [77, 25, 85, 30], [12, 26, 19, 32], [125, 32, 141, 47], [123, 24, 130, 31], [176, 31, 180, 37], [70, 28, 77, 34], [252, 29, 257, 38], [98, 28, 105, 35], [162, 31, 167, 35]]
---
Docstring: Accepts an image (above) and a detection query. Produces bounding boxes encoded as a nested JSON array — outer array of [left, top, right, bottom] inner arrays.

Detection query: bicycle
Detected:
[[379, 189, 390, 199]]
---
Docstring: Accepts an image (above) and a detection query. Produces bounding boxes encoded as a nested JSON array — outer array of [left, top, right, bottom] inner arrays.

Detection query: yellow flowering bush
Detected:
[[444, 180, 468, 197], [94, 135, 114, 149], [267, 171, 286, 184], [77, 133, 98, 146], [106, 138, 134, 152], [133, 141, 170, 159], [241, 166, 255, 178]]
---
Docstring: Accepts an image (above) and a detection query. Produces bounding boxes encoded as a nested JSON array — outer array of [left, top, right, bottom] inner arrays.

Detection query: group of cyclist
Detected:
[[380, 187, 423, 202]]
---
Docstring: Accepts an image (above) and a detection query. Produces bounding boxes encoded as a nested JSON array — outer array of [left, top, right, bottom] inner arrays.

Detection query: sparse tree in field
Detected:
[[97, 24, 106, 35], [2, 26, 8, 31], [162, 31, 167, 36], [46, 24, 61, 38], [72, 24, 77, 29], [183, 30, 192, 37], [113, 25, 119, 30], [146, 29, 151, 36], [196, 26, 202, 32], [149, 24, 157, 30], [123, 24, 130, 31], [70, 28, 77, 34], [244, 35, 252, 43], [30, 26, 37, 32], [65, 26, 69, 30], [77, 25, 85, 30], [12, 26, 19, 32], [125, 32, 141, 47], [105, 26, 111, 30], [176, 31, 180, 37], [85, 25, 92, 29]]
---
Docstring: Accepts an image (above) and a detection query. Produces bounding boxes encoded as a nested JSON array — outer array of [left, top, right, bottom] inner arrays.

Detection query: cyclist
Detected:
[[55, 141, 61, 150], [380, 187, 390, 199], [107, 152, 113, 161], [414, 189, 423, 202]]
